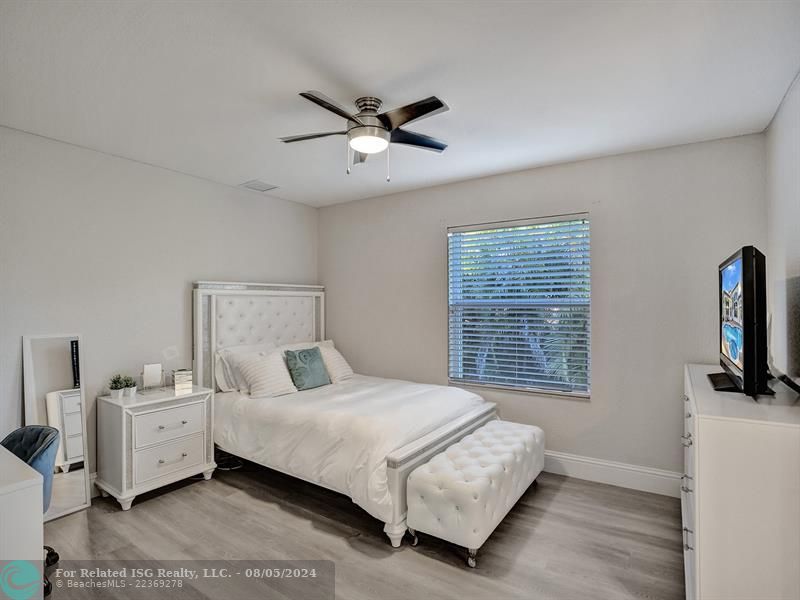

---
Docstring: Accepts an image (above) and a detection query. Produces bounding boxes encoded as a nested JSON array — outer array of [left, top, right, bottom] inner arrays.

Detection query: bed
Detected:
[[193, 281, 497, 546]]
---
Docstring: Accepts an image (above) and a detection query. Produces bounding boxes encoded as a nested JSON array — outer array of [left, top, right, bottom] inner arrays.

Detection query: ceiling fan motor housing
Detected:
[[354, 96, 382, 113], [347, 98, 390, 152]]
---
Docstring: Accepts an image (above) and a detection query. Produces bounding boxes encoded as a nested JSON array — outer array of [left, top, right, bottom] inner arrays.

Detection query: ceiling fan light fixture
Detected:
[[348, 126, 390, 154]]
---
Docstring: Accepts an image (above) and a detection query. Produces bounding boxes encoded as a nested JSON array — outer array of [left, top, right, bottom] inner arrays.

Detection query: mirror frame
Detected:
[[22, 334, 92, 521]]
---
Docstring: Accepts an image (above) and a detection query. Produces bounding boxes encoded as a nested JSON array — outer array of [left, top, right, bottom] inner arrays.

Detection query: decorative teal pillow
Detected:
[[284, 347, 331, 391]]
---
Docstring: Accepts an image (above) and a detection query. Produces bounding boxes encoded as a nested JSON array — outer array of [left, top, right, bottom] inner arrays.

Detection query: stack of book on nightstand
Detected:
[[173, 369, 193, 395]]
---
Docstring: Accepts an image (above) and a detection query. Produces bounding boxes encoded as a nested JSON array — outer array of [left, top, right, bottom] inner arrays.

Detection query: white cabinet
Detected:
[[0, 445, 42, 562], [95, 387, 216, 511], [45, 388, 84, 472], [683, 364, 800, 600]]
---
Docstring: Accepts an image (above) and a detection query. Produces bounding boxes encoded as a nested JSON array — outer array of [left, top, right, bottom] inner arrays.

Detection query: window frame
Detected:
[[446, 213, 591, 399]]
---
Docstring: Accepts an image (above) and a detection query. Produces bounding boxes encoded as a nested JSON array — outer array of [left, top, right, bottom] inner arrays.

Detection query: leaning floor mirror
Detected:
[[22, 334, 91, 520]]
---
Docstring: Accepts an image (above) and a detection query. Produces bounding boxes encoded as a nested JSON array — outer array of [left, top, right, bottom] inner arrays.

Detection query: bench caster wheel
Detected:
[[407, 528, 419, 547], [467, 548, 478, 568]]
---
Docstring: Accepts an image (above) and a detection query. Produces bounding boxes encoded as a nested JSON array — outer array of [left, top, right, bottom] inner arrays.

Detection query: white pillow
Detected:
[[319, 346, 354, 383], [215, 353, 237, 392], [217, 343, 276, 392], [238, 350, 297, 398]]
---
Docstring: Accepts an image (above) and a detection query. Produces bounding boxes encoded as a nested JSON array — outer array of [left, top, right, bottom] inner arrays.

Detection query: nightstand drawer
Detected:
[[134, 402, 204, 448], [134, 434, 204, 485]]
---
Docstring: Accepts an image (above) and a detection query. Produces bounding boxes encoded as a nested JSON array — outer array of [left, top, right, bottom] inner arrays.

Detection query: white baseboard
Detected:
[[544, 450, 681, 498], [89, 471, 100, 498]]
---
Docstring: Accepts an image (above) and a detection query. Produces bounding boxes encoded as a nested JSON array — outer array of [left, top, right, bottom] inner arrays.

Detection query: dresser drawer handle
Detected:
[[683, 395, 689, 402], [681, 485, 693, 494], [682, 474, 694, 481], [682, 526, 695, 551], [685, 412, 692, 419], [157, 452, 189, 465], [157, 420, 189, 431]]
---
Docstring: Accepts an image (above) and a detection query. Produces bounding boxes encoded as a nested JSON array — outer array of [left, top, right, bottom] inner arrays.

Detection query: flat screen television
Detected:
[[709, 246, 771, 396]]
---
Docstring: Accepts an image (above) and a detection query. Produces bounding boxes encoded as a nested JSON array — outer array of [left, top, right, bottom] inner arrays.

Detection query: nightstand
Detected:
[[95, 386, 216, 510]]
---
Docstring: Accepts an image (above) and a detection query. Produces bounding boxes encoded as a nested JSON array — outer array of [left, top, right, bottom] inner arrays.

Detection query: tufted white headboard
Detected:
[[193, 281, 325, 391]]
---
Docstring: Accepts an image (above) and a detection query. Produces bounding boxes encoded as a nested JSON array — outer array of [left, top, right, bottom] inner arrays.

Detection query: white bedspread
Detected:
[[214, 375, 484, 522]]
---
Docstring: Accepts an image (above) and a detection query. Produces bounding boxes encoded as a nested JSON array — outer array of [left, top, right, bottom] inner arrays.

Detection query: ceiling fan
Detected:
[[279, 91, 449, 176]]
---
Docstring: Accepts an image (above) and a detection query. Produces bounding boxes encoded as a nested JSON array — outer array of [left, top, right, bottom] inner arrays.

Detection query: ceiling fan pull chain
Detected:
[[346, 139, 351, 175], [386, 144, 391, 182]]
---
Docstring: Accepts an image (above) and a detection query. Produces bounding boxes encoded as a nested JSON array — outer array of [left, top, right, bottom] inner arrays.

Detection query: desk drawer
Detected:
[[134, 434, 204, 485], [134, 403, 203, 448], [62, 393, 82, 414], [63, 412, 83, 437], [65, 435, 83, 460]]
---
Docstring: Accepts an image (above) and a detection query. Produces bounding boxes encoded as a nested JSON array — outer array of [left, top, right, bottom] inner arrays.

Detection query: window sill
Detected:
[[448, 379, 591, 400]]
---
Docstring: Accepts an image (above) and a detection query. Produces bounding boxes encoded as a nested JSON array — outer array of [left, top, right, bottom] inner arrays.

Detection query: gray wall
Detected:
[[766, 73, 800, 383], [319, 135, 767, 473], [0, 126, 318, 469]]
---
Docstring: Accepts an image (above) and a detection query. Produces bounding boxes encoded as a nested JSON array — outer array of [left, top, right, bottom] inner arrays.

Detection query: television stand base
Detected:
[[707, 372, 741, 393], [707, 372, 775, 396]]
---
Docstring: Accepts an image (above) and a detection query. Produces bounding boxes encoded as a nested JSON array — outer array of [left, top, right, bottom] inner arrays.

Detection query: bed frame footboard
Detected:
[[383, 403, 498, 547]]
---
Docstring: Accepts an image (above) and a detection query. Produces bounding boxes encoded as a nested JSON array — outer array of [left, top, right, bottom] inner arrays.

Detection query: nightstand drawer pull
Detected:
[[134, 434, 203, 485], [157, 420, 189, 431], [134, 403, 203, 448], [157, 452, 189, 465]]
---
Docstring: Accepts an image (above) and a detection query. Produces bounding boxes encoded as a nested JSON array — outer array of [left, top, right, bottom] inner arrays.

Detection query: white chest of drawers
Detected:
[[45, 388, 84, 472], [95, 386, 216, 510], [683, 364, 800, 600]]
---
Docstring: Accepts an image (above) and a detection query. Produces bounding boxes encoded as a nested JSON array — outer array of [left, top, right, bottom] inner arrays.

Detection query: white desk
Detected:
[[0, 444, 43, 560]]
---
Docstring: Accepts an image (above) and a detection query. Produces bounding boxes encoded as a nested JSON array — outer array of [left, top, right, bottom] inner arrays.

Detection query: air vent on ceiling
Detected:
[[240, 179, 279, 193]]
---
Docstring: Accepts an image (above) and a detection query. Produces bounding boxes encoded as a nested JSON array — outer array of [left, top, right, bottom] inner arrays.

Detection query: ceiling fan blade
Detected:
[[390, 129, 448, 152], [300, 91, 365, 126], [279, 131, 346, 143], [378, 96, 449, 130], [352, 151, 368, 165]]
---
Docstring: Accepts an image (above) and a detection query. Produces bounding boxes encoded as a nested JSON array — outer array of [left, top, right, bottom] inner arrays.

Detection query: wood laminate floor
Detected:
[[45, 463, 684, 600]]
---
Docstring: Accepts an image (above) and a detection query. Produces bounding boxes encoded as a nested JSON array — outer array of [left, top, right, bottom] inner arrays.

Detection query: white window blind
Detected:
[[448, 215, 591, 395]]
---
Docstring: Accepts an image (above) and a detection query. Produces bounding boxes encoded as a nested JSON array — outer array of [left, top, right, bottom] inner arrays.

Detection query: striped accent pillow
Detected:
[[319, 346, 354, 383], [238, 350, 297, 398]]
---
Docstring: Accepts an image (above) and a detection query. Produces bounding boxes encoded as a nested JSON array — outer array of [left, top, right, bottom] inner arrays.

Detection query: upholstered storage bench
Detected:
[[406, 420, 544, 567]]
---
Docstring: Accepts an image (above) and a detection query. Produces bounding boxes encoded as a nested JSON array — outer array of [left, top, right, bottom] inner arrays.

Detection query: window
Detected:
[[448, 214, 591, 396]]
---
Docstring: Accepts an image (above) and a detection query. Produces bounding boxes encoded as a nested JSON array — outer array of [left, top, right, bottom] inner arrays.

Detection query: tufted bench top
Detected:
[[406, 420, 544, 557]]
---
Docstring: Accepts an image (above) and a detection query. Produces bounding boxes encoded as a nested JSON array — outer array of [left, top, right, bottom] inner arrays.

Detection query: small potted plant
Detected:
[[122, 375, 137, 397], [108, 374, 126, 399]]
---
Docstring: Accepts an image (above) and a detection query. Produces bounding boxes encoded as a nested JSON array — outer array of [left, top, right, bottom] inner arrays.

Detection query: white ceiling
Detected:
[[1, 1, 799, 207]]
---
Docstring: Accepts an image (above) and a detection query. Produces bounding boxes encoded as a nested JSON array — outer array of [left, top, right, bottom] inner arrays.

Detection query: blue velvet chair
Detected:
[[1, 425, 60, 596]]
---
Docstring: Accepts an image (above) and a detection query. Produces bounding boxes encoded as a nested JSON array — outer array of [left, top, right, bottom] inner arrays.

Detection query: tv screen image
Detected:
[[720, 257, 744, 372]]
